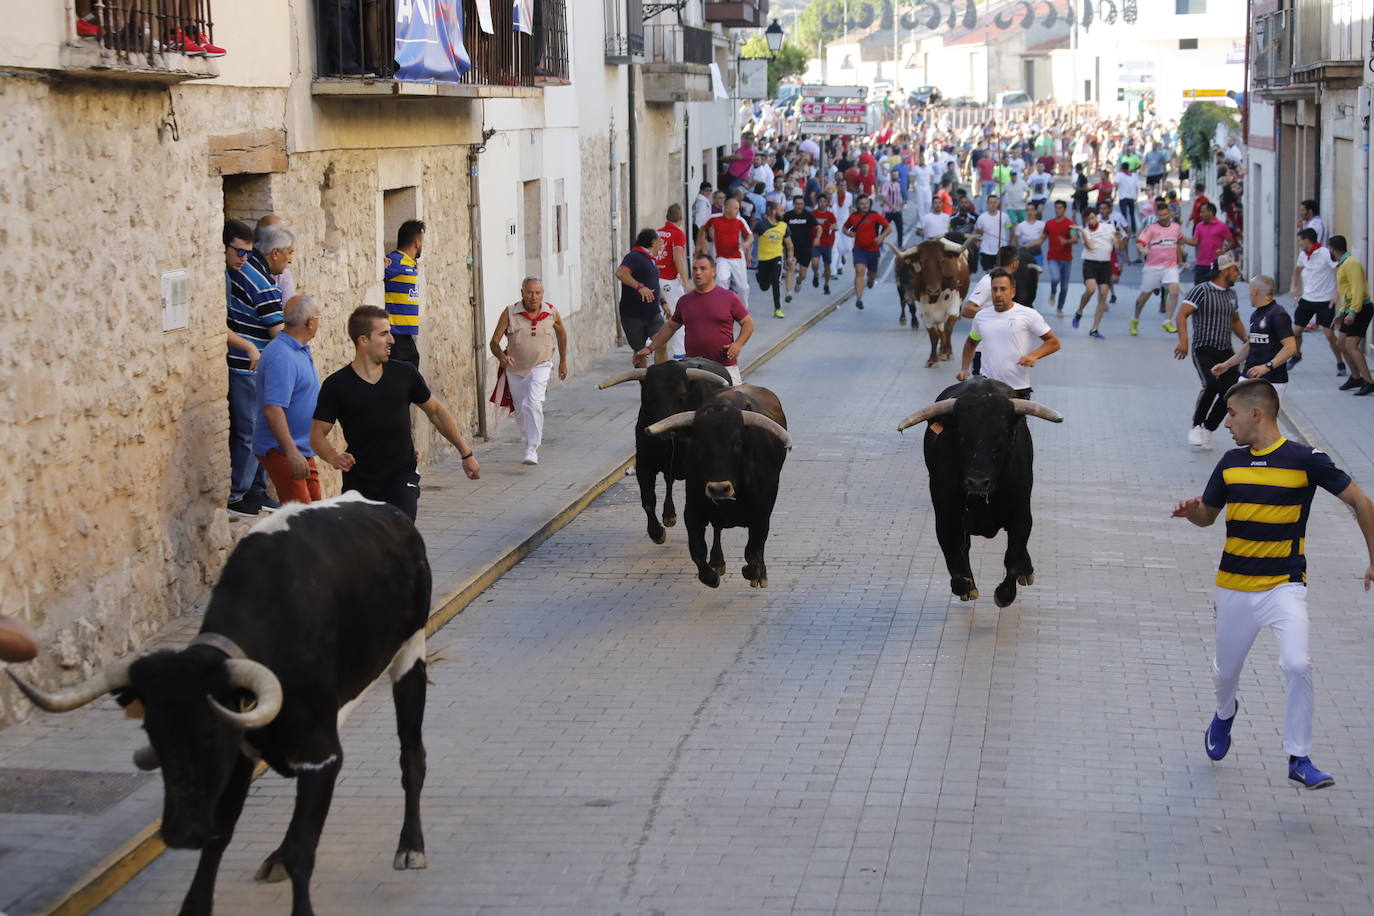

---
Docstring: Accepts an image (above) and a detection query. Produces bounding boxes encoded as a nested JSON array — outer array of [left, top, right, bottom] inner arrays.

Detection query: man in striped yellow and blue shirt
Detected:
[[1174, 380, 1374, 789], [385, 219, 425, 367]]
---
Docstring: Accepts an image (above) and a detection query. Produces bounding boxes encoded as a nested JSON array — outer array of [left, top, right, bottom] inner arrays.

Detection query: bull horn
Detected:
[[645, 411, 696, 436], [741, 412, 793, 450], [597, 368, 648, 389], [885, 240, 920, 259], [132, 744, 161, 771], [939, 238, 965, 255], [683, 368, 729, 387], [896, 398, 957, 431], [6, 659, 132, 712], [208, 659, 283, 731], [1010, 399, 1064, 423]]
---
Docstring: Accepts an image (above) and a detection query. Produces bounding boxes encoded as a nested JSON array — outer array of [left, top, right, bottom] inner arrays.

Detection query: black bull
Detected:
[[646, 384, 792, 589], [898, 378, 1064, 608], [9, 495, 432, 916], [599, 359, 733, 544]]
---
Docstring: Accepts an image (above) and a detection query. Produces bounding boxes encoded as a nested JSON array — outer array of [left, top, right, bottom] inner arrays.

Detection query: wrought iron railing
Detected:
[[1251, 8, 1293, 88], [605, 0, 645, 62], [316, 0, 569, 86], [645, 23, 713, 66], [71, 0, 215, 57]]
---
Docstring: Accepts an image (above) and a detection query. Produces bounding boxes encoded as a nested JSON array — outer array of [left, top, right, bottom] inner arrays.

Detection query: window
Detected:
[[1179, 39, 1199, 50], [1176, 0, 1206, 12]]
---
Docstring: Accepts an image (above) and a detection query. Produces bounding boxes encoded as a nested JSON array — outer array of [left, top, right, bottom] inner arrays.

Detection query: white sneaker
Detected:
[[522, 448, 538, 465], [1187, 426, 1203, 447], [1198, 428, 1213, 450]]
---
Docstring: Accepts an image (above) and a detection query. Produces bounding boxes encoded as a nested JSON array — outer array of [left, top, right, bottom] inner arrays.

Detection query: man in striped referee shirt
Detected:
[[1174, 253, 1247, 450], [1173, 380, 1374, 789]]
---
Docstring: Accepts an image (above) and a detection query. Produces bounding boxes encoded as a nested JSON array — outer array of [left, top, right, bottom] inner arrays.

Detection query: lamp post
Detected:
[[765, 19, 783, 58]]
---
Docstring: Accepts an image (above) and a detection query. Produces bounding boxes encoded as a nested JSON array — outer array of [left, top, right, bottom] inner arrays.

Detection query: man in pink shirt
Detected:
[[721, 131, 756, 193], [1132, 197, 1185, 335], [635, 253, 756, 386], [1182, 202, 1234, 286]]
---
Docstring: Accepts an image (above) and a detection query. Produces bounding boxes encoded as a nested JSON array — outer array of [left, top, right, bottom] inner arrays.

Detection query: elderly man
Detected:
[[489, 278, 569, 466], [255, 215, 295, 300], [225, 219, 283, 517], [254, 295, 323, 504], [635, 253, 754, 385]]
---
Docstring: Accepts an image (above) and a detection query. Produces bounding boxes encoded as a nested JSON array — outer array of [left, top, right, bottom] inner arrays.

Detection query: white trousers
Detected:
[[1212, 583, 1312, 756], [725, 364, 742, 385], [715, 257, 749, 298], [506, 360, 553, 451], [661, 278, 686, 357], [834, 232, 853, 266], [914, 188, 932, 220]]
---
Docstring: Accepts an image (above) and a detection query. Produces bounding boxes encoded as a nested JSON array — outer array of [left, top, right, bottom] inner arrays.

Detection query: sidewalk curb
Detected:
[[41, 288, 850, 916]]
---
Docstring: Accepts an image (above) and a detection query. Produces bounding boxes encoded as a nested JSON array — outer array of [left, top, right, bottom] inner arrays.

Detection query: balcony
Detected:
[[61, 0, 220, 83], [704, 0, 769, 28], [1289, 0, 1369, 85], [642, 24, 715, 104], [313, 0, 570, 99], [605, 0, 645, 63], [1250, 9, 1293, 92]]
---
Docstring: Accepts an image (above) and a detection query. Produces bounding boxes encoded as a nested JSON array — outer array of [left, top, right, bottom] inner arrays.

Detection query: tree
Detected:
[[796, 0, 882, 57], [740, 37, 810, 98], [1178, 102, 1240, 172]]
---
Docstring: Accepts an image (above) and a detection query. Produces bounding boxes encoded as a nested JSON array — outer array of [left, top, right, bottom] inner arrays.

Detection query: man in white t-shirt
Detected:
[[957, 269, 1060, 396], [920, 192, 951, 241], [972, 194, 1011, 274], [1298, 200, 1327, 245], [1073, 208, 1121, 339], [1115, 166, 1141, 244], [1289, 227, 1343, 372], [911, 154, 935, 220]]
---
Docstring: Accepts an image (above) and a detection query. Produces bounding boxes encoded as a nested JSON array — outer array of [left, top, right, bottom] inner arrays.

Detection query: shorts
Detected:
[[852, 247, 879, 271], [1294, 298, 1335, 329], [344, 469, 421, 521], [1341, 306, 1374, 338], [620, 310, 666, 351], [979, 252, 998, 273], [390, 333, 420, 368], [1139, 264, 1180, 292], [792, 244, 814, 265], [1082, 259, 1112, 285], [1146, 173, 1165, 188], [815, 245, 833, 265]]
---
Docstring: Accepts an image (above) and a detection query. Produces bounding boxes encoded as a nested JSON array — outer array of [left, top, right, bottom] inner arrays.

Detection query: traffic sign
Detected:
[[799, 120, 867, 136], [800, 84, 867, 99], [800, 101, 869, 117], [1182, 89, 1229, 98]]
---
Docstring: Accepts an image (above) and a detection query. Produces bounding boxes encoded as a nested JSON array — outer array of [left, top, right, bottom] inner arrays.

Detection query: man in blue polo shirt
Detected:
[[254, 295, 323, 504], [225, 219, 283, 517]]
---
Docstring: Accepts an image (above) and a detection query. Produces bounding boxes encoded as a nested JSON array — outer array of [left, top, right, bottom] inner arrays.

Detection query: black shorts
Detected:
[[1341, 306, 1373, 338], [391, 334, 420, 368], [1295, 298, 1335, 329], [345, 469, 421, 521], [1082, 260, 1113, 285], [756, 257, 782, 289], [792, 244, 814, 265], [979, 252, 998, 273], [620, 310, 666, 351]]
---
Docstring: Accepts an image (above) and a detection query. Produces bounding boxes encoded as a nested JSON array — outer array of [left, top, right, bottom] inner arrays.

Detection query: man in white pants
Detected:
[[489, 277, 569, 465], [831, 177, 855, 277], [656, 203, 689, 359], [911, 153, 934, 222], [1173, 380, 1374, 789]]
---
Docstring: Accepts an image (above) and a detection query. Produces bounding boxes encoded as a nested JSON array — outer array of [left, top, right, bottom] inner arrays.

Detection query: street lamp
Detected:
[[765, 19, 783, 58]]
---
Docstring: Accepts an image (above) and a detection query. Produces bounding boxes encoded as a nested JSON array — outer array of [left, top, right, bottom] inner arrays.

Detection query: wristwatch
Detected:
[[1264, 361, 1274, 370]]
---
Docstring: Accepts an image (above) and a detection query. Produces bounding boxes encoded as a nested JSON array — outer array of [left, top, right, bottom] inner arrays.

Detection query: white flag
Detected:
[[475, 0, 494, 34], [513, 0, 533, 35]]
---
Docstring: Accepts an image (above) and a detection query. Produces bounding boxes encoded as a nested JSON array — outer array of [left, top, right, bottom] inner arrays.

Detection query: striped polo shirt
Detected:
[[1182, 281, 1238, 351], [226, 253, 285, 375], [384, 250, 420, 336], [1201, 438, 1352, 591]]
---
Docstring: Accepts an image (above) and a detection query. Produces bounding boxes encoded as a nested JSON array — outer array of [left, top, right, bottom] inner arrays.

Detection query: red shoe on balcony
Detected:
[[194, 31, 226, 58], [166, 28, 207, 56], [75, 16, 102, 38]]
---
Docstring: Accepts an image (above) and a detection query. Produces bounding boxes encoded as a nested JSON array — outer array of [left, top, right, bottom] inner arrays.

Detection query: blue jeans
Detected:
[[1047, 259, 1072, 310], [980, 179, 998, 208], [228, 372, 267, 504]]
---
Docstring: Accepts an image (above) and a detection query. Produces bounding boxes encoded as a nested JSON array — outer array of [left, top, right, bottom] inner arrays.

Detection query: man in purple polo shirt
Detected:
[[721, 131, 757, 193]]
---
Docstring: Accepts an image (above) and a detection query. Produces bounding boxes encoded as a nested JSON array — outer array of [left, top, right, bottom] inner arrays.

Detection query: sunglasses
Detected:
[[227, 245, 252, 258]]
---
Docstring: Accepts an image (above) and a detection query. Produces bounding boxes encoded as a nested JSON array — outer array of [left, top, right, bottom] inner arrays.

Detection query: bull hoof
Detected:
[[940, 351, 953, 361], [650, 530, 666, 545], [393, 849, 428, 870], [254, 852, 288, 883], [925, 358, 938, 368], [662, 515, 677, 528], [899, 316, 908, 326], [711, 563, 726, 578], [994, 583, 1017, 608], [698, 568, 721, 588], [1016, 573, 1035, 586], [959, 589, 979, 601]]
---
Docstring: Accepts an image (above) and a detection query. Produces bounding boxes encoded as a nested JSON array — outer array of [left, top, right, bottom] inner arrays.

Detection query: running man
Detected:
[[842, 194, 892, 311], [1072, 206, 1119, 339], [698, 197, 753, 298], [812, 192, 838, 296], [1174, 253, 1246, 450], [1132, 197, 1184, 335], [783, 195, 820, 299], [755, 201, 792, 319], [1288, 228, 1343, 375], [956, 268, 1060, 398], [1172, 379, 1374, 790]]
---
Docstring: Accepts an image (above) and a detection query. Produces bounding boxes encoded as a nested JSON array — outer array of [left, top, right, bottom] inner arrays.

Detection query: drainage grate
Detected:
[[0, 767, 152, 816]]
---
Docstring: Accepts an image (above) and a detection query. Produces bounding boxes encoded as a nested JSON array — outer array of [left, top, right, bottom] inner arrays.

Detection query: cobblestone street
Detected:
[[97, 274, 1374, 915]]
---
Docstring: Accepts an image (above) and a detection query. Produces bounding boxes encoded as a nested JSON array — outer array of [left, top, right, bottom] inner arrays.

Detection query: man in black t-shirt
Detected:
[[311, 306, 480, 520], [783, 195, 820, 298], [1211, 275, 1298, 397], [614, 229, 668, 362]]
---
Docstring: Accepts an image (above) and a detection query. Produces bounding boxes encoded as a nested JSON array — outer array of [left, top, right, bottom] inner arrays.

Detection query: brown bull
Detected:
[[888, 238, 970, 368]]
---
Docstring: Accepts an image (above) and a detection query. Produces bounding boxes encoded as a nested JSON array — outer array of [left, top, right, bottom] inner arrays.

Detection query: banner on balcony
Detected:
[[512, 0, 533, 36], [394, 0, 472, 83]]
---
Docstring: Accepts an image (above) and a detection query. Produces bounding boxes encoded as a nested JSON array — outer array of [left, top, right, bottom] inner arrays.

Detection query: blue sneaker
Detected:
[[1205, 699, 1238, 761], [1088, 329, 1106, 340], [1288, 756, 1335, 789], [1071, 313, 1082, 328]]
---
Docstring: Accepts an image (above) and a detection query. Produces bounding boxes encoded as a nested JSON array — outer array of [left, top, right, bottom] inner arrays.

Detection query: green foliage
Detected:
[[1179, 102, 1240, 171], [740, 38, 810, 97], [796, 0, 882, 54]]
